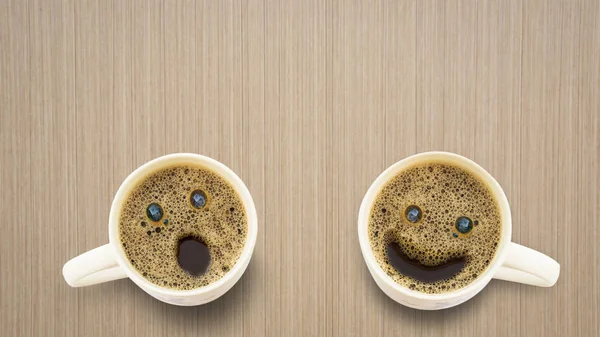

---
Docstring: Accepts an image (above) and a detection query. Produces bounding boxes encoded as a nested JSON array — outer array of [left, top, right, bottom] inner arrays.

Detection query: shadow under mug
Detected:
[[358, 151, 560, 310], [62, 153, 258, 306]]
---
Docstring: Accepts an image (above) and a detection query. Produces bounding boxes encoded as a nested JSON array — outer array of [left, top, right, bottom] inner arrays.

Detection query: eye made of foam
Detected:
[[190, 189, 208, 209], [146, 203, 163, 222], [404, 205, 423, 223], [455, 216, 473, 234]]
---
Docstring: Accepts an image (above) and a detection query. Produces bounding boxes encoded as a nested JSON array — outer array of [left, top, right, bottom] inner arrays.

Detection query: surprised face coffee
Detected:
[[118, 165, 247, 290]]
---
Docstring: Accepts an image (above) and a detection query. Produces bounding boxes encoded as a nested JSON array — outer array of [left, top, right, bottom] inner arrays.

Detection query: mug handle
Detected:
[[62, 244, 128, 287], [493, 242, 560, 287]]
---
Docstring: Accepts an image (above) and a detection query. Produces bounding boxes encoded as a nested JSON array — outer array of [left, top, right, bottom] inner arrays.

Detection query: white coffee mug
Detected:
[[63, 153, 258, 306], [358, 151, 560, 310]]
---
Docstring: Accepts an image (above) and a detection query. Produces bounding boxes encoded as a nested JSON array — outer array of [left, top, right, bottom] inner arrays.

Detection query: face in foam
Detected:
[[118, 165, 248, 290], [368, 162, 502, 294]]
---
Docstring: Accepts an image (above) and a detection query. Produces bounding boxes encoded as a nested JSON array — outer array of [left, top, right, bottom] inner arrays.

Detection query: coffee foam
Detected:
[[368, 162, 501, 294], [118, 165, 247, 290]]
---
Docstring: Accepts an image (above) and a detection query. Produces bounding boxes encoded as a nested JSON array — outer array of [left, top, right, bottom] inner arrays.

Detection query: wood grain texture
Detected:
[[1, 0, 598, 336]]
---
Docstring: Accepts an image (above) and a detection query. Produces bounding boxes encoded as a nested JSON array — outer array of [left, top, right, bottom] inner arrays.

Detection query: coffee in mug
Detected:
[[358, 152, 560, 310], [63, 154, 257, 306], [368, 162, 501, 294], [119, 165, 247, 290]]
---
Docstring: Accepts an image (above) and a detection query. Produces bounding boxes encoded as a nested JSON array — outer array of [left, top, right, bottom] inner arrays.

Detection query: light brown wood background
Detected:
[[1, 0, 599, 336]]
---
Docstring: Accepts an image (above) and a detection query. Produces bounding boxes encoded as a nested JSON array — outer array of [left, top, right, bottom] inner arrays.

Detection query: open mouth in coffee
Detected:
[[386, 241, 467, 284]]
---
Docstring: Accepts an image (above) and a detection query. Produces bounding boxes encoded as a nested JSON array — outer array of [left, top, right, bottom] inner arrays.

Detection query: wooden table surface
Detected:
[[1, 0, 599, 336]]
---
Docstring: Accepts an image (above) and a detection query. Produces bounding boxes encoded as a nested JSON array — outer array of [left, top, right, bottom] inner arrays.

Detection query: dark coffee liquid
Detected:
[[387, 242, 466, 283], [177, 237, 211, 276]]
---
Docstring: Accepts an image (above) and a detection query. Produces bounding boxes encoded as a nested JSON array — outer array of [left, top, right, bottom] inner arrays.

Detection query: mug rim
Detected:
[[358, 151, 512, 301], [108, 153, 258, 298]]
